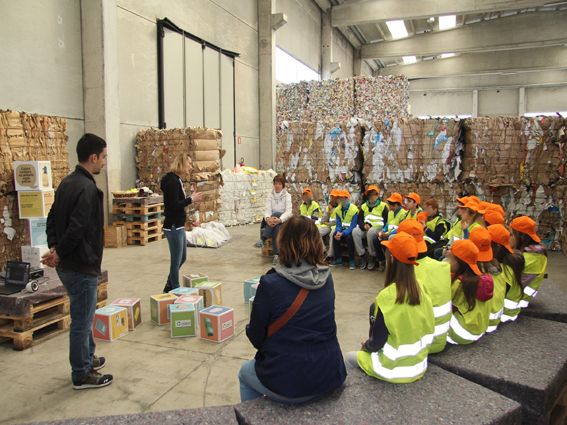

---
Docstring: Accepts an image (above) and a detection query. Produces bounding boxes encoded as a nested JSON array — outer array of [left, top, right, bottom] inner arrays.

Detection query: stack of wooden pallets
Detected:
[[112, 196, 165, 246]]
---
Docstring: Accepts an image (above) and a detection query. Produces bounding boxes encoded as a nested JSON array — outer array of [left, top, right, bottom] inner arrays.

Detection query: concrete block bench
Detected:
[[22, 405, 238, 425], [522, 279, 567, 323], [429, 316, 567, 424], [234, 366, 521, 424]]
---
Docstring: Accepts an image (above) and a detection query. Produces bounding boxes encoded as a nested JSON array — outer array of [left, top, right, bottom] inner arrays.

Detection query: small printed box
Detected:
[[27, 219, 48, 246], [21, 245, 49, 269], [195, 281, 222, 307], [170, 304, 197, 338], [182, 273, 208, 288], [93, 306, 129, 342], [18, 190, 54, 219], [170, 287, 199, 297], [110, 298, 141, 330], [14, 161, 53, 191], [244, 277, 261, 303], [250, 283, 259, 299], [175, 295, 204, 323], [249, 296, 255, 320], [200, 306, 235, 343], [150, 293, 178, 326]]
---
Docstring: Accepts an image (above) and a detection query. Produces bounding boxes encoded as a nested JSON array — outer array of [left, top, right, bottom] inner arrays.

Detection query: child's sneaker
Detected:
[[92, 355, 105, 371], [349, 261, 356, 270], [253, 240, 264, 248], [73, 370, 113, 390], [329, 260, 343, 267], [273, 255, 279, 265]]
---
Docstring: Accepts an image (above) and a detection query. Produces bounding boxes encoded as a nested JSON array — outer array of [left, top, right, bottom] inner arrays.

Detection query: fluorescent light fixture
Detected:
[[441, 53, 455, 58], [439, 15, 456, 30], [423, 56, 435, 61], [403, 55, 417, 64], [386, 20, 408, 39]]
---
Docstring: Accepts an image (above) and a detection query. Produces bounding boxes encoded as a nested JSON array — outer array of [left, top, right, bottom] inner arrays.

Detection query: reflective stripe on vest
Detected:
[[389, 224, 399, 231], [524, 286, 538, 297], [300, 201, 320, 218], [335, 203, 358, 230], [381, 333, 434, 362], [434, 321, 450, 337], [504, 298, 521, 310], [486, 325, 498, 333], [342, 222, 351, 227], [489, 308, 504, 321], [364, 214, 385, 226], [370, 355, 429, 381], [501, 313, 519, 322], [362, 202, 387, 228], [423, 235, 436, 244], [433, 300, 452, 318], [449, 315, 485, 342], [519, 300, 530, 308]]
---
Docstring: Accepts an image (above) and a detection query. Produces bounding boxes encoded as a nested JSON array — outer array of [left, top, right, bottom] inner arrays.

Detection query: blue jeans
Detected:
[[261, 211, 283, 255], [57, 269, 99, 383], [164, 225, 187, 289], [238, 360, 316, 404]]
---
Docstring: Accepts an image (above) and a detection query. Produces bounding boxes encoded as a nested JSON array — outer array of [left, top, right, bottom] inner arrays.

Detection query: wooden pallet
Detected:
[[112, 211, 164, 223], [127, 233, 164, 246], [112, 203, 164, 216], [0, 296, 71, 351], [113, 218, 164, 230], [128, 225, 163, 239], [261, 238, 274, 257]]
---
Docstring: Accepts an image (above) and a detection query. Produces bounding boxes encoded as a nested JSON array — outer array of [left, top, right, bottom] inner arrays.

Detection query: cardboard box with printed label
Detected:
[[182, 273, 208, 288], [250, 283, 259, 299], [93, 306, 129, 342], [18, 190, 54, 219], [170, 287, 199, 297], [244, 277, 261, 303], [195, 281, 222, 307], [150, 293, 177, 326], [27, 219, 48, 246], [21, 245, 49, 269], [111, 298, 142, 330], [200, 306, 234, 343], [14, 161, 53, 191], [174, 295, 204, 323], [170, 304, 197, 338]]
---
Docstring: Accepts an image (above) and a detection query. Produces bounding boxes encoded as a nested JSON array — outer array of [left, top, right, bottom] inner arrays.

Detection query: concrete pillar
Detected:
[[354, 49, 362, 76], [472, 89, 479, 118], [322, 11, 332, 80], [258, 0, 277, 170], [519, 87, 526, 116], [81, 0, 121, 223]]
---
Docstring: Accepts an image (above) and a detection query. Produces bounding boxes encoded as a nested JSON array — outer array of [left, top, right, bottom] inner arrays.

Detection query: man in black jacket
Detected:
[[42, 133, 113, 390]]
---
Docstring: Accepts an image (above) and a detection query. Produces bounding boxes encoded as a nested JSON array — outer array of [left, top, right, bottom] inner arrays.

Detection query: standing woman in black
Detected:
[[161, 154, 203, 293]]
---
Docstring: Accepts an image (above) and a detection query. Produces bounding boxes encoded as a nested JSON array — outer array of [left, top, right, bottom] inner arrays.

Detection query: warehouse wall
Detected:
[[0, 0, 84, 167], [409, 85, 567, 118], [332, 29, 355, 79], [275, 0, 322, 74], [116, 0, 260, 185]]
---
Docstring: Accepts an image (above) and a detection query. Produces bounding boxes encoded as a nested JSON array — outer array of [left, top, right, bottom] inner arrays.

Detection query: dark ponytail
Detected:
[[451, 257, 480, 312]]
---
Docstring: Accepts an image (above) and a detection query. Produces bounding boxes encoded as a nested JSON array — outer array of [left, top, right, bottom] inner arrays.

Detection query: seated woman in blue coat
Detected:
[[239, 215, 347, 403]]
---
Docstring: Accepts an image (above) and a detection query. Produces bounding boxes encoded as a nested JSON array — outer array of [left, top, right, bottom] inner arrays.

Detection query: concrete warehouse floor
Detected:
[[0, 223, 566, 425]]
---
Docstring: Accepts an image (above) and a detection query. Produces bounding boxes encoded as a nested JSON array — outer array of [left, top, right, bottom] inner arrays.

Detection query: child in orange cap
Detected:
[[353, 185, 389, 270], [484, 209, 505, 226], [319, 189, 340, 255], [403, 192, 423, 221], [470, 227, 505, 333], [399, 219, 452, 354], [488, 224, 525, 325], [330, 190, 359, 270], [446, 240, 494, 345], [299, 188, 321, 222], [434, 195, 468, 261], [373, 193, 405, 271], [344, 233, 435, 383], [509, 216, 548, 309]]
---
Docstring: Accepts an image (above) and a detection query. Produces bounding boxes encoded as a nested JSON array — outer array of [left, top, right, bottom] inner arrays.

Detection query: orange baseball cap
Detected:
[[416, 211, 428, 224], [485, 203, 505, 217], [338, 190, 350, 199], [470, 196, 481, 203], [510, 216, 541, 243], [404, 192, 421, 205], [329, 189, 340, 197], [458, 200, 480, 212], [398, 219, 427, 253], [382, 232, 419, 266], [488, 224, 514, 253], [450, 240, 481, 276], [365, 185, 380, 195], [387, 193, 403, 204], [302, 188, 312, 195], [469, 227, 493, 262], [456, 196, 470, 205], [484, 210, 505, 226]]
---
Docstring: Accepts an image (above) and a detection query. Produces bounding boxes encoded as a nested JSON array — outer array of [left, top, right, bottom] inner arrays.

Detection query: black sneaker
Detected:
[[367, 256, 376, 270], [359, 255, 367, 270], [73, 370, 113, 390], [163, 283, 172, 293], [92, 355, 105, 371]]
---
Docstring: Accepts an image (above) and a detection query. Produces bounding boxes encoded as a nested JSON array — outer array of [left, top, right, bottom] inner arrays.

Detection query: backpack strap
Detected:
[[267, 288, 309, 338]]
